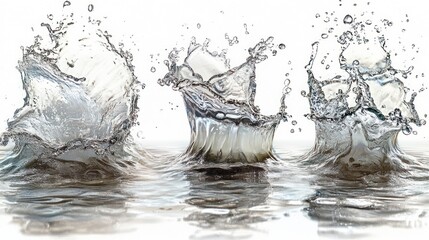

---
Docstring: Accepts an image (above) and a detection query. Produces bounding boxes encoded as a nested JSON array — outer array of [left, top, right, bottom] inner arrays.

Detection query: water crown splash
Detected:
[[304, 15, 423, 176], [0, 8, 141, 177], [159, 37, 288, 163]]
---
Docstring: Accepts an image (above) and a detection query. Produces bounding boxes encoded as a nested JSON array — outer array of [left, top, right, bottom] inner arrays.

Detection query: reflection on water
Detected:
[[185, 164, 271, 228], [1, 144, 429, 239]]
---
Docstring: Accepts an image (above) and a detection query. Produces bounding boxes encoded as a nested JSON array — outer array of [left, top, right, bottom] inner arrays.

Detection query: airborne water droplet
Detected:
[[47, 14, 54, 20], [343, 14, 353, 24], [63, 1, 71, 7], [279, 43, 286, 50], [88, 4, 94, 12], [150, 67, 156, 73], [197, 23, 201, 29], [292, 120, 297, 125], [321, 33, 328, 39], [290, 129, 295, 133]]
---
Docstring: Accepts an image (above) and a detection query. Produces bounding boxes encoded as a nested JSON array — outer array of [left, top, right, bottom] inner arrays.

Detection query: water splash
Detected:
[[0, 8, 141, 177], [159, 37, 288, 163], [304, 15, 423, 177]]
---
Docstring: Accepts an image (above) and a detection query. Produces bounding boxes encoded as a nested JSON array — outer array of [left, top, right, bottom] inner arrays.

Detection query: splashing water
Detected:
[[0, 10, 141, 177], [159, 37, 288, 163], [304, 16, 423, 177]]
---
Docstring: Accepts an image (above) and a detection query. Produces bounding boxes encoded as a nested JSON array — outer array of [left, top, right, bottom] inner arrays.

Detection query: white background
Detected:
[[0, 0, 428, 148]]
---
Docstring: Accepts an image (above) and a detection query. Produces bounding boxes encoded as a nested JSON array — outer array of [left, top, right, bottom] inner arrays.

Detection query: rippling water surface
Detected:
[[1, 142, 429, 239]]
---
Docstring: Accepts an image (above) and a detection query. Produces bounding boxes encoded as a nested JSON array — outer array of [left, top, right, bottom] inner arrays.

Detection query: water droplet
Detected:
[[301, 90, 307, 97], [401, 125, 412, 135], [315, 13, 320, 18], [343, 15, 353, 24], [292, 120, 297, 125], [324, 17, 330, 23], [321, 33, 328, 39], [150, 67, 156, 73], [279, 43, 286, 50], [420, 119, 426, 125], [244, 23, 249, 34], [328, 28, 334, 33], [325, 64, 330, 70], [88, 4, 94, 12], [413, 131, 418, 135], [365, 19, 372, 25], [284, 78, 291, 87], [63, 1, 71, 7], [290, 129, 295, 133], [353, 60, 360, 65], [197, 23, 201, 29], [47, 14, 54, 20], [272, 50, 277, 56]]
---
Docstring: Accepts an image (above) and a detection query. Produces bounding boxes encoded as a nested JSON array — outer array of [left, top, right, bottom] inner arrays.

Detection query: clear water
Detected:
[[1, 2, 429, 240]]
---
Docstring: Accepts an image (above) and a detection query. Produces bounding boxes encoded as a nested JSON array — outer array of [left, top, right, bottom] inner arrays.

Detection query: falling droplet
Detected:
[[63, 1, 71, 7], [279, 43, 286, 50], [315, 13, 320, 18], [290, 129, 295, 133], [88, 4, 94, 12], [321, 33, 328, 39], [197, 23, 201, 29], [292, 120, 297, 125], [47, 14, 54, 20], [343, 14, 353, 24], [150, 67, 156, 73], [244, 23, 249, 34]]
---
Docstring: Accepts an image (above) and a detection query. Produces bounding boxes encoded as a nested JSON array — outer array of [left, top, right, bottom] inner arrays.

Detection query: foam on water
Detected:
[[303, 15, 423, 177], [0, 9, 142, 177], [159, 37, 288, 163]]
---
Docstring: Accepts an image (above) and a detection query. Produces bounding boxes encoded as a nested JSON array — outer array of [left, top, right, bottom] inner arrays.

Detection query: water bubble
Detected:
[[150, 67, 156, 73], [292, 120, 297, 125], [47, 14, 54, 20], [343, 15, 353, 24], [401, 125, 412, 135], [197, 23, 201, 29], [321, 33, 328, 39], [88, 4, 94, 12], [63, 1, 71, 7], [279, 43, 286, 50]]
